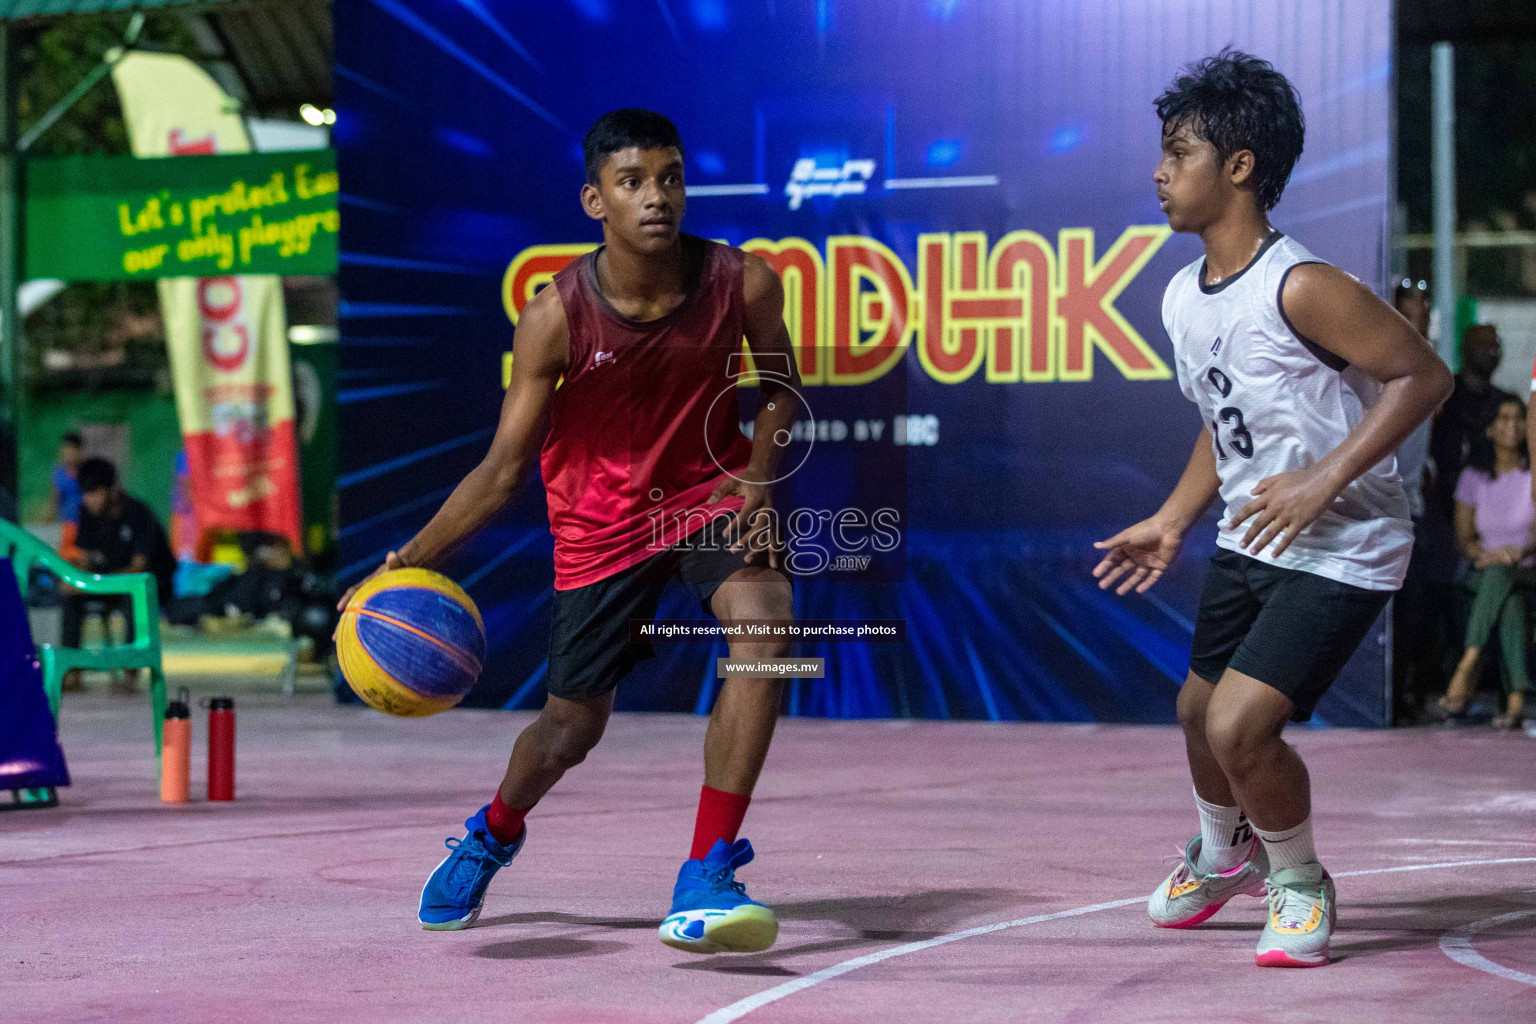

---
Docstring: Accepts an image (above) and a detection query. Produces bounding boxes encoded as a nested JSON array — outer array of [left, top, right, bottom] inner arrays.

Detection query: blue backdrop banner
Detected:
[[335, 0, 1394, 724]]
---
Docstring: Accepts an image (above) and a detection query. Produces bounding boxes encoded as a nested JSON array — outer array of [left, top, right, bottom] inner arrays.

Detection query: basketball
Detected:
[[336, 568, 486, 717]]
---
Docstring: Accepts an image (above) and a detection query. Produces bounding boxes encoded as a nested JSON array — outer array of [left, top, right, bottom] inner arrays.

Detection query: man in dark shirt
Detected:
[[63, 458, 175, 652], [1427, 324, 1515, 523]]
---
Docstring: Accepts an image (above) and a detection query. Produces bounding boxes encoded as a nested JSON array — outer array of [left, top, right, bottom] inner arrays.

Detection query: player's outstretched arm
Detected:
[[707, 253, 802, 567], [1093, 426, 1221, 595], [1230, 264, 1455, 556], [337, 286, 569, 608]]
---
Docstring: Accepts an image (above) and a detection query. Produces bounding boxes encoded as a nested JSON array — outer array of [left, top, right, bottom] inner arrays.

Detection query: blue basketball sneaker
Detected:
[[659, 838, 779, 953], [418, 805, 524, 931]]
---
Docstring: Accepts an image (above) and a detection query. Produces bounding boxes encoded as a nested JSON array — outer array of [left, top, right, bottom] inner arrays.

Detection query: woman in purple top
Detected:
[[1437, 396, 1533, 727]]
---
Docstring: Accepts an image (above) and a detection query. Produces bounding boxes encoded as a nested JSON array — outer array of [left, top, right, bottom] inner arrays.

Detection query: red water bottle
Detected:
[[207, 696, 235, 801]]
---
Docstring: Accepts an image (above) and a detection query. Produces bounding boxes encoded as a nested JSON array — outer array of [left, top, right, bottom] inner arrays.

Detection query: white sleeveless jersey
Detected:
[[1164, 232, 1412, 591]]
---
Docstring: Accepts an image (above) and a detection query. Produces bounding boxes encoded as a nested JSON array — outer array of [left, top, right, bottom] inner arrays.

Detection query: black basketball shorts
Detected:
[[546, 513, 768, 702], [1187, 547, 1393, 720]]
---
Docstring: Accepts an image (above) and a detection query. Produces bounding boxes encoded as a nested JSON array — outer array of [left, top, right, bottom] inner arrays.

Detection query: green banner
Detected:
[[25, 150, 339, 281]]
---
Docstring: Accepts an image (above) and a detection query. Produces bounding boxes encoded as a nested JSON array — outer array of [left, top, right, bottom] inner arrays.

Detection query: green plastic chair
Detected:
[[0, 518, 167, 756]]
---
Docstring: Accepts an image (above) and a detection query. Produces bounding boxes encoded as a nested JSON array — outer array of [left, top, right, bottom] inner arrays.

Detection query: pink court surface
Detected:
[[5, 694, 1535, 1024]]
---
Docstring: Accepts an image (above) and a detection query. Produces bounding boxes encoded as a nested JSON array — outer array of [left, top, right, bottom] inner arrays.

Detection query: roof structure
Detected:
[[0, 0, 331, 112], [0, 1, 219, 20]]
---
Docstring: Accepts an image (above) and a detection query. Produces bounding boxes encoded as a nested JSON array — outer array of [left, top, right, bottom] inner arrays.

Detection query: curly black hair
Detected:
[[582, 109, 684, 186], [1155, 48, 1305, 211]]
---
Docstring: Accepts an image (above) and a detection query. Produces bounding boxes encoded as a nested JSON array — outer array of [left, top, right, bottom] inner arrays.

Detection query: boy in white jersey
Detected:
[[1093, 50, 1452, 967]]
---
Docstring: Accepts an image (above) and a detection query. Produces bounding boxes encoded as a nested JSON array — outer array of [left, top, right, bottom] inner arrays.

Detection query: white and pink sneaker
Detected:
[[1148, 836, 1269, 929], [1255, 863, 1335, 967]]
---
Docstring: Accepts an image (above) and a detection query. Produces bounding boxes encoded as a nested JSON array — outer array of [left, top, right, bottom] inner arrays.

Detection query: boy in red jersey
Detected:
[[343, 110, 799, 953]]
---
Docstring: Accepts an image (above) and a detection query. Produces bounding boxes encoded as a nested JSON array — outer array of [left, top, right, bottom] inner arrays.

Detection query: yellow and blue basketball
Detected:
[[337, 568, 485, 717]]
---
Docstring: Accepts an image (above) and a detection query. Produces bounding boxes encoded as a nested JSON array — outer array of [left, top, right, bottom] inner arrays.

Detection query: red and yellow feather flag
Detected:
[[111, 52, 301, 556]]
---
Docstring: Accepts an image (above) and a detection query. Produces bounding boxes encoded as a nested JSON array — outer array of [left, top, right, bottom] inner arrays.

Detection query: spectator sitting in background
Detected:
[[52, 431, 83, 519], [200, 531, 303, 624], [61, 458, 176, 694], [53, 432, 84, 563], [1434, 396, 1533, 729]]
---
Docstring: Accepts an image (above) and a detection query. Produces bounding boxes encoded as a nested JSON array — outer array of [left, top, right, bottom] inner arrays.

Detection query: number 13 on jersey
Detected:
[[1206, 367, 1254, 460]]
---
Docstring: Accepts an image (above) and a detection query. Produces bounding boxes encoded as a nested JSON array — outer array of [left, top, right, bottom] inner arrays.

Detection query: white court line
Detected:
[[693, 897, 1142, 1024], [885, 175, 1000, 189], [695, 856, 1536, 1024], [1343, 856, 1536, 877], [1397, 839, 1536, 847], [1440, 910, 1536, 986]]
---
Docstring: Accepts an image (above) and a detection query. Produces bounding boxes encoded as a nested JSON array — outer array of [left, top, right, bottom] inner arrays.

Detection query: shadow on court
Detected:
[[475, 936, 631, 960], [476, 910, 657, 930], [1332, 892, 1536, 960], [468, 887, 1026, 966], [672, 887, 1025, 973], [1177, 890, 1536, 961]]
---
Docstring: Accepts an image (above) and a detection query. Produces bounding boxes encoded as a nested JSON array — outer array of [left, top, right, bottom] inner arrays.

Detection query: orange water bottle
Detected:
[[160, 687, 191, 804]]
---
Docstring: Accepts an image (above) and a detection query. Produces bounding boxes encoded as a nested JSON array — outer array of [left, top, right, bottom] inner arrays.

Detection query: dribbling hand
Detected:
[[333, 551, 405, 640], [1092, 518, 1183, 595]]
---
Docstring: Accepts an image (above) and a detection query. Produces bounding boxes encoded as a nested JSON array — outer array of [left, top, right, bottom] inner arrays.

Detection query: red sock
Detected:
[[484, 792, 531, 847], [690, 785, 752, 861]]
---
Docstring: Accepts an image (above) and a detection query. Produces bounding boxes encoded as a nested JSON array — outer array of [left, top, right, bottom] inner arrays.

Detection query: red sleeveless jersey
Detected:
[[543, 235, 753, 589]]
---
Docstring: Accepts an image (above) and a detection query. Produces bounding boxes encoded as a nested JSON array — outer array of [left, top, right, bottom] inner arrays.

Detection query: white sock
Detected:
[[1253, 817, 1318, 873], [1194, 789, 1253, 873]]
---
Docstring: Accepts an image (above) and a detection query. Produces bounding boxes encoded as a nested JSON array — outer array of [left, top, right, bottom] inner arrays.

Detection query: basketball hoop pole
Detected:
[[1430, 41, 1457, 366]]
